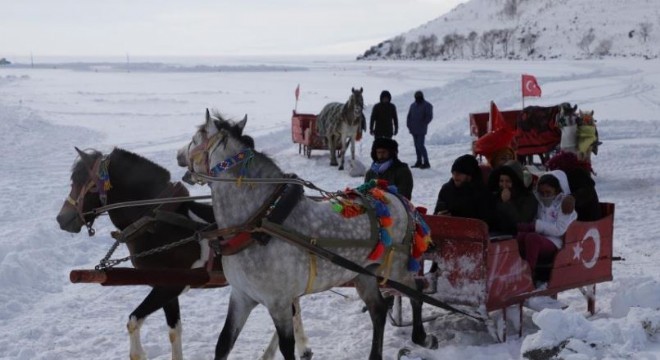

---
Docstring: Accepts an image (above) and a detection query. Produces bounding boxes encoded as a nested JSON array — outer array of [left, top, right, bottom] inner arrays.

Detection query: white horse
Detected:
[[316, 87, 364, 170], [177, 110, 435, 360]]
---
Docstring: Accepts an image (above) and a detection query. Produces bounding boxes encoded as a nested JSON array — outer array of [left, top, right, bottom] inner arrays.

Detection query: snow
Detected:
[[1, 56, 660, 359], [361, 0, 660, 60]]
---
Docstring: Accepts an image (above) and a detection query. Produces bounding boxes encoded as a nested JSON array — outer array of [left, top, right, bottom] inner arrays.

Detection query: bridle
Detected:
[[65, 155, 111, 236], [185, 129, 227, 184]]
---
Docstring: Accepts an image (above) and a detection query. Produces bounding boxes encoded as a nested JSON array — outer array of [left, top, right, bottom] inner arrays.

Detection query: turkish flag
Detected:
[[294, 84, 300, 101], [522, 74, 542, 97]]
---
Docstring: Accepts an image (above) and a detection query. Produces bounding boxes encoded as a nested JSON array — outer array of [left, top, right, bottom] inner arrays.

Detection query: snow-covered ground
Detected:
[[1, 57, 659, 359]]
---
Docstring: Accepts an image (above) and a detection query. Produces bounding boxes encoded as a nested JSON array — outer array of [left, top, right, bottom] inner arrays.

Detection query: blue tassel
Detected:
[[407, 257, 420, 272], [419, 218, 430, 234], [379, 228, 392, 246], [373, 201, 390, 217], [387, 185, 398, 194]]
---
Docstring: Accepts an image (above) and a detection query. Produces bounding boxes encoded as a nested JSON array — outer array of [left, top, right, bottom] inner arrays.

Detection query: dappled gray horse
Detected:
[[177, 110, 435, 360], [316, 87, 364, 170]]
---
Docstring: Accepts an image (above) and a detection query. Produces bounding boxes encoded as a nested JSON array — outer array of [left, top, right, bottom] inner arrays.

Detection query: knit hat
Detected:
[[380, 90, 392, 102], [371, 138, 398, 162], [451, 154, 481, 180]]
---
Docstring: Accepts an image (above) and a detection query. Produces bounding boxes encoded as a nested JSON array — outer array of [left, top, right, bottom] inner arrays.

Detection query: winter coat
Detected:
[[434, 178, 492, 222], [406, 100, 433, 135], [563, 167, 601, 221], [534, 170, 578, 249], [370, 103, 398, 138], [488, 161, 538, 235], [364, 159, 413, 200]]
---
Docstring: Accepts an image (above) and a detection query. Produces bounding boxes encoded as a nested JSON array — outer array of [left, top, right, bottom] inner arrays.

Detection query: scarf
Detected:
[[370, 159, 393, 174]]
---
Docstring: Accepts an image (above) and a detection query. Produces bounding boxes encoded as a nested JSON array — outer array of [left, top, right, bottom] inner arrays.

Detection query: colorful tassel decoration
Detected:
[[331, 202, 343, 213], [379, 216, 393, 228], [368, 241, 385, 260], [379, 228, 392, 246], [387, 185, 398, 195], [407, 257, 421, 272]]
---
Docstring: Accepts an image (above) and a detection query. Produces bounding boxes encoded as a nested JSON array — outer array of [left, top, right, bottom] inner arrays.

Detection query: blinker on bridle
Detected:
[[66, 154, 112, 236]]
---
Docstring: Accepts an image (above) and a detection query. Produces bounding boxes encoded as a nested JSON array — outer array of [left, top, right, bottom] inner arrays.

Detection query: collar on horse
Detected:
[[209, 148, 254, 176]]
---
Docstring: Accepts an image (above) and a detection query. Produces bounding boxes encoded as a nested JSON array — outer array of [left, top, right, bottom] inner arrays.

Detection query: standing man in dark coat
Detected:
[[406, 90, 433, 169], [364, 138, 413, 200], [370, 90, 398, 139]]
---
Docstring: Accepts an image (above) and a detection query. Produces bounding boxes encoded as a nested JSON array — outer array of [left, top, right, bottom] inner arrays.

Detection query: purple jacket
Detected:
[[406, 100, 433, 135]]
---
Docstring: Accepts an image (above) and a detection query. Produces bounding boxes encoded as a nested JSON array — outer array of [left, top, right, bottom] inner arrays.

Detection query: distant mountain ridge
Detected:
[[358, 0, 660, 60]]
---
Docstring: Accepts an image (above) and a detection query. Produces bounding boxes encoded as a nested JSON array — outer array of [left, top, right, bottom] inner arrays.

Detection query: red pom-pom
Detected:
[[376, 179, 389, 189], [367, 242, 385, 260], [379, 216, 393, 228]]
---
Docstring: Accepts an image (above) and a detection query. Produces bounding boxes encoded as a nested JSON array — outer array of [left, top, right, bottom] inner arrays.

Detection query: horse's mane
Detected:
[[111, 148, 171, 185], [207, 112, 280, 174], [71, 149, 102, 185]]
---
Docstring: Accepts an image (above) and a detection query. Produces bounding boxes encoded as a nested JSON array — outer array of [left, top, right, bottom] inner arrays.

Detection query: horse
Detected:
[[176, 110, 436, 360], [576, 109, 600, 163], [56, 147, 311, 360], [316, 87, 364, 170], [557, 102, 580, 156]]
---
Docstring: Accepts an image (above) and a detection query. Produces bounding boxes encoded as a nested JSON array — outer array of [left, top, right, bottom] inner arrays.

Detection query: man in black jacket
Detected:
[[364, 138, 413, 200], [369, 90, 398, 139], [433, 154, 492, 222]]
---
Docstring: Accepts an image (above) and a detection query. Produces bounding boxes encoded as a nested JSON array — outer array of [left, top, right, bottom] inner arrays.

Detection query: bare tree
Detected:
[[519, 33, 538, 55], [594, 39, 613, 56], [499, 29, 515, 56], [467, 31, 479, 57], [405, 41, 420, 58], [418, 34, 438, 58], [389, 36, 406, 57], [578, 28, 596, 54], [479, 30, 497, 57], [443, 34, 457, 57], [639, 22, 653, 43]]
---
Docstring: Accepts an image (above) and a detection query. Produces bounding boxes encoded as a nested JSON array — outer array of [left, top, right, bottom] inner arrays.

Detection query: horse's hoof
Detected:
[[426, 335, 439, 349], [301, 349, 313, 360], [338, 166, 344, 171], [330, 163, 338, 167]]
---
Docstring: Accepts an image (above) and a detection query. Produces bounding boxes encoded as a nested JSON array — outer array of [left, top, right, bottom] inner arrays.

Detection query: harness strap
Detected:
[[257, 219, 481, 320], [305, 253, 318, 294]]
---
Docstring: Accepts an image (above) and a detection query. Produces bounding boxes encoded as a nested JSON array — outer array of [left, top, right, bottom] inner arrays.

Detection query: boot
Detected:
[[411, 161, 422, 168], [420, 162, 431, 169]]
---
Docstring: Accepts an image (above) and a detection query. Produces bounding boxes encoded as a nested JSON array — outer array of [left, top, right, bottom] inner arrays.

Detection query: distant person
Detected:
[[369, 90, 398, 139], [546, 151, 601, 221], [488, 160, 538, 235], [517, 170, 577, 285], [406, 90, 433, 169], [364, 138, 413, 199], [433, 154, 492, 221]]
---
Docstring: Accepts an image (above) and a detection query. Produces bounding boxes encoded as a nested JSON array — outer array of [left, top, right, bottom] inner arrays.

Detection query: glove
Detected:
[[561, 195, 576, 214], [517, 222, 535, 233]]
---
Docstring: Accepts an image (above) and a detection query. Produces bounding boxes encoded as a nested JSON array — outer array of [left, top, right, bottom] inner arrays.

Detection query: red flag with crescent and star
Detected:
[[522, 74, 542, 97]]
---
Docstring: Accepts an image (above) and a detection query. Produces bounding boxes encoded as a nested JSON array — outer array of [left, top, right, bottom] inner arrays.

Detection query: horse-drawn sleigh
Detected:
[[59, 106, 613, 359]]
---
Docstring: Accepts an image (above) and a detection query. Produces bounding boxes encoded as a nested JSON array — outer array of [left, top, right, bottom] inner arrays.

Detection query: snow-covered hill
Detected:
[[359, 0, 660, 60]]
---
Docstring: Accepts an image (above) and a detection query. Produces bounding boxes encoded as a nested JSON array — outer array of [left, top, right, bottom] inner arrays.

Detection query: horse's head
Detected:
[[56, 147, 106, 234], [177, 109, 253, 184], [557, 102, 579, 127], [579, 110, 595, 125], [350, 87, 365, 118]]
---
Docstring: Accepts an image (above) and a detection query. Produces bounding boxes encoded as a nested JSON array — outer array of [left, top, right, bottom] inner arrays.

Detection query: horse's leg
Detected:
[[215, 289, 258, 360], [354, 272, 388, 360], [410, 281, 438, 349], [260, 299, 312, 360], [338, 134, 348, 170], [266, 302, 297, 360], [350, 134, 356, 160], [162, 297, 183, 360], [292, 298, 313, 359], [128, 286, 185, 360], [328, 135, 338, 166]]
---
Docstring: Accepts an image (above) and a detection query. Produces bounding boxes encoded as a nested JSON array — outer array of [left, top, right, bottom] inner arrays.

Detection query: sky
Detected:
[[1, 0, 468, 58]]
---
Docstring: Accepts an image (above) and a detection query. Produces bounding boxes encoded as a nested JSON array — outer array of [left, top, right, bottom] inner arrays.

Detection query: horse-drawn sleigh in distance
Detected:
[[59, 102, 613, 359]]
